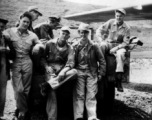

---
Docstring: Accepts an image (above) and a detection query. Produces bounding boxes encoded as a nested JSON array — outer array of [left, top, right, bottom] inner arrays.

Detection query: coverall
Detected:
[[0, 34, 10, 117], [96, 19, 130, 72], [42, 38, 77, 120], [72, 38, 106, 120], [3, 27, 41, 114]]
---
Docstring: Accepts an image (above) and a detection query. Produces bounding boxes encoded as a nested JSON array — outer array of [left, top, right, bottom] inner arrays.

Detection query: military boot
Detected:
[[116, 72, 123, 92]]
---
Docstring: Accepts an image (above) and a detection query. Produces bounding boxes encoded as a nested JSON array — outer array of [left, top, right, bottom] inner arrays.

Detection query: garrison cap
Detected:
[[115, 8, 126, 15], [78, 23, 90, 32], [61, 26, 71, 34]]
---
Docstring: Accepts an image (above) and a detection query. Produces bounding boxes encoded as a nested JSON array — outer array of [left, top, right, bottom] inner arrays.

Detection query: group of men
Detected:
[[0, 5, 130, 120]]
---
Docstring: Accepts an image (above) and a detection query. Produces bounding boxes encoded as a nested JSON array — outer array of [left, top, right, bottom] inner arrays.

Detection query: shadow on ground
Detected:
[[97, 99, 150, 120], [123, 82, 152, 93], [29, 99, 150, 120]]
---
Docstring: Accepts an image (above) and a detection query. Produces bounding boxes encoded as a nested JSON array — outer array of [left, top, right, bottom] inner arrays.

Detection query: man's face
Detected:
[[0, 22, 5, 32], [59, 30, 70, 42], [30, 11, 40, 21], [18, 17, 30, 30], [48, 19, 60, 29], [115, 12, 125, 24], [78, 30, 89, 40]]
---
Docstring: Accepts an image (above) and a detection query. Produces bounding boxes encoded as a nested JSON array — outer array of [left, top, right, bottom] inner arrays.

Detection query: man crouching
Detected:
[[40, 26, 77, 120]]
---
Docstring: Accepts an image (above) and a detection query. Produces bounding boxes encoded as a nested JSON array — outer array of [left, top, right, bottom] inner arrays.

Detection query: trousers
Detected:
[[46, 68, 77, 120], [12, 57, 33, 114], [0, 56, 8, 116], [100, 42, 126, 72], [73, 69, 98, 120]]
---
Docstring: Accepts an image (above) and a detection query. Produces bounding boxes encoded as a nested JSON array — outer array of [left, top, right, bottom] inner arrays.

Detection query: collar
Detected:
[[56, 37, 68, 48], [78, 38, 93, 48], [16, 27, 29, 35], [113, 20, 127, 28]]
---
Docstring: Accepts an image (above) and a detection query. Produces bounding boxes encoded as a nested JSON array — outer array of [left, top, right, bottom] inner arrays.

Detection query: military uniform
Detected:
[[3, 27, 41, 114], [42, 38, 77, 120], [72, 38, 106, 120]]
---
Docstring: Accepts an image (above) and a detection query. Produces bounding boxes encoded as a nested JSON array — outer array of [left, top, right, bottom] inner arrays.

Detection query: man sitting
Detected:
[[96, 9, 130, 92], [40, 26, 77, 120]]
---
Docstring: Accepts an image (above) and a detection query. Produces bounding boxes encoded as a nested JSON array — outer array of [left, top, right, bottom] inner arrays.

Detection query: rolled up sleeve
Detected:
[[65, 46, 75, 69]]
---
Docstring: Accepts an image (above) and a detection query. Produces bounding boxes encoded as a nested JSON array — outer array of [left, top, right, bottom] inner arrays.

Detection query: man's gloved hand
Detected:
[[46, 67, 53, 74], [58, 71, 66, 82]]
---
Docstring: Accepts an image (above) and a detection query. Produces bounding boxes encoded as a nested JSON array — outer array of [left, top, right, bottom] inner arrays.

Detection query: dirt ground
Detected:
[[4, 76, 152, 120]]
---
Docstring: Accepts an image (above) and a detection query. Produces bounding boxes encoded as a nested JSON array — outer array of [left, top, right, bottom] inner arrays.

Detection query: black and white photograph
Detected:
[[0, 0, 152, 120]]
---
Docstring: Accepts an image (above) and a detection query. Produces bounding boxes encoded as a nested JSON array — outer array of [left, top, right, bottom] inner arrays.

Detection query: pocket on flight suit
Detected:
[[24, 39, 33, 51]]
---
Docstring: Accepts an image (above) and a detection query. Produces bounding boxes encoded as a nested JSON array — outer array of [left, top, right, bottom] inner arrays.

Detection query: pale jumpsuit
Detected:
[[3, 27, 41, 114]]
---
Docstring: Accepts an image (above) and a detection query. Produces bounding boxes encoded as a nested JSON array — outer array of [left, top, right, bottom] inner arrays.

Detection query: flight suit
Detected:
[[3, 27, 41, 114]]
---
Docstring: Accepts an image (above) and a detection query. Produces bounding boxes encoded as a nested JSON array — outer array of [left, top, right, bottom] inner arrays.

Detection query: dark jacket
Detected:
[[34, 22, 54, 40], [72, 38, 106, 77]]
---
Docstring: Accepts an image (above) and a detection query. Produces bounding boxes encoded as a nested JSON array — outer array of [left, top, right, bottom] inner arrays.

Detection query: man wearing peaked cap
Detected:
[[49, 15, 61, 23], [0, 18, 10, 120], [78, 23, 90, 31], [39, 25, 77, 120], [34, 15, 61, 40], [33, 16, 61, 75], [72, 23, 106, 120], [115, 8, 126, 16], [96, 8, 130, 92], [69, 23, 90, 45]]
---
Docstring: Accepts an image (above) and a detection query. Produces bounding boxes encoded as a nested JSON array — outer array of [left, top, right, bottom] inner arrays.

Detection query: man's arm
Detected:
[[119, 27, 130, 49], [96, 19, 111, 38], [57, 45, 75, 81], [94, 43, 106, 78], [40, 42, 50, 72]]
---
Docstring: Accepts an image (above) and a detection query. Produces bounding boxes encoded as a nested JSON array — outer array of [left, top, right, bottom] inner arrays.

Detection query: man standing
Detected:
[[34, 16, 60, 40], [96, 9, 130, 92], [73, 23, 106, 120], [0, 18, 10, 120], [3, 12, 43, 120], [40, 26, 77, 120]]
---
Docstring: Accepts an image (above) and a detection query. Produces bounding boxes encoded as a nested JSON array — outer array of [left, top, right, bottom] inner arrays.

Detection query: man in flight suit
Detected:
[[96, 9, 130, 92]]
